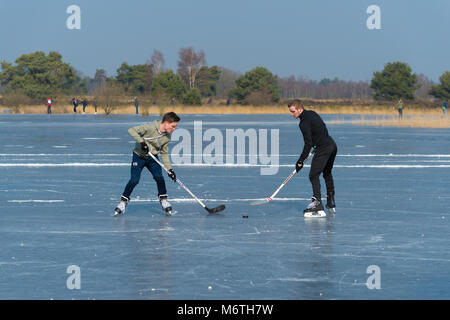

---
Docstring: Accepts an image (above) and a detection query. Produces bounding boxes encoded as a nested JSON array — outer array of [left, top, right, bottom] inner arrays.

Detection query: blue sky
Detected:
[[0, 0, 448, 81]]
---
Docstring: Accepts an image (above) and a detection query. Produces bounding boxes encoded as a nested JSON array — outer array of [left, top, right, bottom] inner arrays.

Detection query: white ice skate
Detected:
[[114, 196, 129, 217], [159, 195, 172, 215]]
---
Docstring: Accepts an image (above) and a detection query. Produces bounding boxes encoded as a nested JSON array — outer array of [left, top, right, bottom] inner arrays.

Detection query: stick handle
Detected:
[[267, 152, 313, 201], [147, 152, 207, 209], [268, 169, 297, 200]]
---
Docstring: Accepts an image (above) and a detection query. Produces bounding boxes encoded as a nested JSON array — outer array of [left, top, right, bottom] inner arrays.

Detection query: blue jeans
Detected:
[[122, 152, 167, 199]]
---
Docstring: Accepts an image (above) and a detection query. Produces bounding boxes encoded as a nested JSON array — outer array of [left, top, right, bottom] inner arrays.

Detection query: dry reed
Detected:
[[2, 103, 448, 128]]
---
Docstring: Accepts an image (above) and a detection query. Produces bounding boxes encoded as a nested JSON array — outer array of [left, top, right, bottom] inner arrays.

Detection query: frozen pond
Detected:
[[0, 114, 449, 299]]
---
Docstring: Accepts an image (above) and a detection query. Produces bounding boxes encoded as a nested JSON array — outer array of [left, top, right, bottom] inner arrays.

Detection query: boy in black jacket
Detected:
[[288, 99, 337, 216]]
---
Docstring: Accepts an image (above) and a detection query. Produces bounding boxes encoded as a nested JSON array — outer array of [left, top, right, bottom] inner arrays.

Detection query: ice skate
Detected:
[[303, 197, 326, 218], [159, 194, 172, 215], [114, 196, 129, 217], [326, 192, 336, 214]]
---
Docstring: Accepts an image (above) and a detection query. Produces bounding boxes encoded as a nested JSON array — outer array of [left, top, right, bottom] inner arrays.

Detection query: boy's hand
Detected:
[[140, 142, 149, 153], [168, 169, 176, 182]]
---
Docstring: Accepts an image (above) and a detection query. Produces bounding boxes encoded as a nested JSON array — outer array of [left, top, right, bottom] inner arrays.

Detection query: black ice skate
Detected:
[[303, 197, 326, 218], [159, 194, 172, 215], [326, 192, 336, 214]]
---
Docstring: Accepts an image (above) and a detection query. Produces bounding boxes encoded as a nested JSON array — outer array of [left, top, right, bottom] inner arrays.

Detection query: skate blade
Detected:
[[114, 210, 122, 217], [304, 210, 326, 218], [327, 207, 336, 214], [165, 208, 172, 216]]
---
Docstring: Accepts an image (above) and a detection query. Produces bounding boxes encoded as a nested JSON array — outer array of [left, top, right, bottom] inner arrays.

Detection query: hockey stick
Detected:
[[147, 151, 225, 214], [251, 152, 313, 206]]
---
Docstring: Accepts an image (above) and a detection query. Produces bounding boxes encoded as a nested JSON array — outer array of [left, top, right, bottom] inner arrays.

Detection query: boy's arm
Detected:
[[298, 121, 313, 163], [128, 124, 148, 143], [159, 142, 172, 170]]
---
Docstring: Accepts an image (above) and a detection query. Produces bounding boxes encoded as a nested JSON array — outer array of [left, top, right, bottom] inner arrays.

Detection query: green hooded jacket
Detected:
[[128, 120, 172, 170]]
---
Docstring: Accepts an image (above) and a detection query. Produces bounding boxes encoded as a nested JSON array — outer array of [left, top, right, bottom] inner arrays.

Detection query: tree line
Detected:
[[0, 50, 449, 111]]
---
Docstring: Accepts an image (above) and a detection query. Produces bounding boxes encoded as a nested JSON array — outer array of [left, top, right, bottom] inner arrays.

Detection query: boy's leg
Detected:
[[309, 149, 330, 201], [323, 142, 337, 196], [122, 153, 145, 199], [146, 155, 167, 197], [146, 156, 172, 213], [322, 142, 337, 212]]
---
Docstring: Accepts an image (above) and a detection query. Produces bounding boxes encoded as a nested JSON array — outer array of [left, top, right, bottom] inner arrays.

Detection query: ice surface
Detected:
[[0, 114, 449, 299]]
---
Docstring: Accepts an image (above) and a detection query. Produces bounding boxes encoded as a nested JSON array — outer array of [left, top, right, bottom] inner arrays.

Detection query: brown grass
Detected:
[[2, 104, 291, 115], [327, 114, 450, 128], [2, 103, 448, 128]]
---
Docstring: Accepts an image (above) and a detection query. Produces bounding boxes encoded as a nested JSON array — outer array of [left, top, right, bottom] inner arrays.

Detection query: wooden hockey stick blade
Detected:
[[206, 204, 226, 214]]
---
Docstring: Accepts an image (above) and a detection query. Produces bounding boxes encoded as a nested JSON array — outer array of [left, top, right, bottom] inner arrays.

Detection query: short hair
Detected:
[[287, 99, 303, 109], [162, 111, 180, 123]]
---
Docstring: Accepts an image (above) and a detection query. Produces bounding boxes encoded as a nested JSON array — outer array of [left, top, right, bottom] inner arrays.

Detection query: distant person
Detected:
[[397, 99, 404, 119], [287, 99, 337, 217], [226, 98, 231, 107], [82, 98, 88, 114], [72, 98, 79, 113], [134, 97, 139, 114], [46, 98, 52, 114], [443, 100, 448, 116], [114, 112, 181, 217], [93, 98, 98, 114]]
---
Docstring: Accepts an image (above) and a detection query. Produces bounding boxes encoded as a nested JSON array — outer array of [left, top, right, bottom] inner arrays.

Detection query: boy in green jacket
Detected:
[[114, 112, 180, 216]]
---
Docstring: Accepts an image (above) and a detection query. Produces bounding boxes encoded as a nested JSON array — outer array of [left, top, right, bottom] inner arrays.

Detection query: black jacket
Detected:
[[298, 110, 334, 162]]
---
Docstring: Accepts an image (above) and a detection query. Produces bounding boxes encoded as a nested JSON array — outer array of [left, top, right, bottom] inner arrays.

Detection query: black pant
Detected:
[[309, 140, 337, 201]]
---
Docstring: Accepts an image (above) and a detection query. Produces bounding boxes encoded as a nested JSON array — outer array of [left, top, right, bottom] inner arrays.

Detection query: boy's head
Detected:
[[161, 112, 180, 133], [287, 99, 304, 119]]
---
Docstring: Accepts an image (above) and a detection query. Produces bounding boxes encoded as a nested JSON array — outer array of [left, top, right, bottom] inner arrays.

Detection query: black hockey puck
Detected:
[[242, 215, 248, 218]]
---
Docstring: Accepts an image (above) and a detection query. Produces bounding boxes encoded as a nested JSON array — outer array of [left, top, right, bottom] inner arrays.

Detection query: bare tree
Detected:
[[414, 73, 433, 99], [216, 67, 241, 98], [177, 47, 206, 89], [1, 89, 31, 113], [94, 82, 125, 115], [278, 75, 373, 100], [91, 69, 107, 92], [150, 50, 165, 75]]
